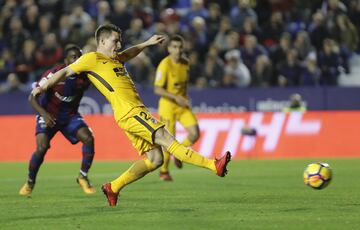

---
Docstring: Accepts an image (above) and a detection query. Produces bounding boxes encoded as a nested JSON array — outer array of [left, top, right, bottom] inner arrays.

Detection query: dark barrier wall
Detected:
[[1, 87, 360, 115]]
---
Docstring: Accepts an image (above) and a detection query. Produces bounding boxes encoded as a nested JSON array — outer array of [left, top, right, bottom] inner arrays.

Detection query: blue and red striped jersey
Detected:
[[36, 64, 90, 123]]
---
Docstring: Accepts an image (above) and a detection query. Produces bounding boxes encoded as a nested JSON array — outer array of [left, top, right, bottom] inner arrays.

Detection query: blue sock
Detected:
[[28, 153, 44, 183], [80, 144, 94, 176]]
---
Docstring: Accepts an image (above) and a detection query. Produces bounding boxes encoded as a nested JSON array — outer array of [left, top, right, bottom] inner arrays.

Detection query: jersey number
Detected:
[[139, 111, 151, 121], [113, 67, 128, 77]]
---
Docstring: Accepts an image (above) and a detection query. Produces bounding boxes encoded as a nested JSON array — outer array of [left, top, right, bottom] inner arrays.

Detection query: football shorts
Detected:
[[118, 107, 165, 154], [35, 113, 89, 144]]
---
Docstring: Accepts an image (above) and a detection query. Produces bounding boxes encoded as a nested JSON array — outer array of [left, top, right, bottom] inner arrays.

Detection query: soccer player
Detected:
[[19, 45, 96, 196], [154, 35, 200, 181], [31, 24, 231, 207]]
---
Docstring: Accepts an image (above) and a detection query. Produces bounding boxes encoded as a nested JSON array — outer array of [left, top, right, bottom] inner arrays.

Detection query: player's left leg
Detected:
[[62, 114, 95, 194], [102, 146, 163, 206], [111, 146, 163, 192], [76, 127, 96, 194]]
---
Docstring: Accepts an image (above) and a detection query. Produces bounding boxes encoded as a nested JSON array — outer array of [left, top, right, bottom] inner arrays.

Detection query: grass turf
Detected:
[[0, 159, 360, 230]]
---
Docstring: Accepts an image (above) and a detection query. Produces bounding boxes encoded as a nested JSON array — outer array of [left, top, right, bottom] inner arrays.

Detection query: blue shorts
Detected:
[[35, 113, 89, 144]]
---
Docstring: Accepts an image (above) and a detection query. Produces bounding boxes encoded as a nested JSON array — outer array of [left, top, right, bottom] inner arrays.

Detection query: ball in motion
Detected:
[[303, 162, 332, 190]]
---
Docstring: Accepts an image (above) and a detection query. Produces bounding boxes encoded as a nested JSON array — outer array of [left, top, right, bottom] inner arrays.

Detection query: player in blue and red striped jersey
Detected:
[[19, 44, 96, 196]]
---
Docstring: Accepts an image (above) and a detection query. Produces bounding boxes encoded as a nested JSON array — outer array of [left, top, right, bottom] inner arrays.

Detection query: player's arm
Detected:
[[31, 67, 75, 97], [116, 35, 165, 63], [28, 93, 56, 127], [154, 86, 190, 108]]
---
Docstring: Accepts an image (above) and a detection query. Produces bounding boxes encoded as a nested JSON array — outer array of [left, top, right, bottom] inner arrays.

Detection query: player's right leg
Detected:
[[19, 133, 50, 196], [154, 127, 231, 177], [102, 146, 163, 206]]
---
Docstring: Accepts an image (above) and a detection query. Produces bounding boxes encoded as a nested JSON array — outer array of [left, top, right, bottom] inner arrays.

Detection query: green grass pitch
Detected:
[[1, 159, 360, 230]]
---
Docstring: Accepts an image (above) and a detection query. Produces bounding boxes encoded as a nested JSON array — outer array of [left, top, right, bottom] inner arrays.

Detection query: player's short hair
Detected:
[[168, 35, 184, 46], [63, 44, 82, 58], [95, 24, 122, 44]]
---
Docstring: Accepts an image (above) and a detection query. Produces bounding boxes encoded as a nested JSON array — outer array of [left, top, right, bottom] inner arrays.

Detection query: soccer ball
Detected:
[[303, 163, 332, 190]]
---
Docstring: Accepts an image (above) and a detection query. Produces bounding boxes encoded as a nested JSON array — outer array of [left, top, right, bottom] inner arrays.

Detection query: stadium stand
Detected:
[[1, 0, 360, 93]]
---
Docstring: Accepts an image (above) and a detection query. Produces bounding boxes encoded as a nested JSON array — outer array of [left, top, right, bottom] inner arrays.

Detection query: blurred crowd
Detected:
[[1, 0, 360, 93]]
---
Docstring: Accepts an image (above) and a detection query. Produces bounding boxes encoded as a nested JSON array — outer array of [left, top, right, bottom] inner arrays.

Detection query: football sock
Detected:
[[160, 151, 170, 173], [167, 140, 216, 172], [111, 159, 157, 193], [28, 153, 44, 183], [80, 144, 94, 175], [181, 137, 193, 147]]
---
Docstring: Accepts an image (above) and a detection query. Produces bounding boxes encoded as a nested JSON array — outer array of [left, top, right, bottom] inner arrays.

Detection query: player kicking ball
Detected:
[[31, 24, 231, 206], [19, 45, 96, 196]]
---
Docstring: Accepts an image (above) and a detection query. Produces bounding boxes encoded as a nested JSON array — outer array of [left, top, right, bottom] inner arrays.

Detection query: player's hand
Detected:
[[175, 96, 190, 108], [42, 112, 56, 128], [146, 35, 166, 46], [31, 87, 44, 97]]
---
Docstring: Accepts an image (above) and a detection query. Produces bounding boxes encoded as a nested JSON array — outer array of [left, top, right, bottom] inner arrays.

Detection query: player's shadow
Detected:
[[3, 206, 195, 224], [279, 207, 311, 212], [2, 207, 122, 223]]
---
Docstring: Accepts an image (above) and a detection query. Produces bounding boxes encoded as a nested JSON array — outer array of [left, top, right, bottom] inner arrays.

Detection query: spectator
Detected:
[[21, 4, 39, 34], [239, 16, 262, 45], [57, 15, 72, 46], [333, 14, 358, 52], [318, 38, 341, 85], [0, 48, 15, 82], [109, 0, 133, 32], [301, 52, 321, 86], [33, 15, 52, 46], [0, 0, 359, 92], [203, 50, 224, 88], [15, 39, 36, 84], [124, 18, 151, 47], [213, 16, 232, 52], [181, 0, 209, 32], [230, 0, 257, 30], [219, 31, 241, 58], [0, 72, 29, 93], [68, 3, 92, 34], [206, 3, 222, 41], [35, 33, 63, 74], [261, 11, 284, 48], [252, 55, 273, 87], [188, 50, 204, 85], [96, 0, 110, 25], [321, 0, 347, 32], [240, 34, 268, 74], [224, 49, 251, 87], [308, 12, 330, 51], [127, 52, 154, 87], [349, 0, 360, 51], [0, 4, 13, 37], [147, 22, 168, 67], [293, 30, 315, 61], [269, 32, 292, 85], [4, 16, 30, 55], [130, 0, 154, 28], [161, 8, 182, 37], [277, 49, 303, 87], [188, 16, 208, 60]]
